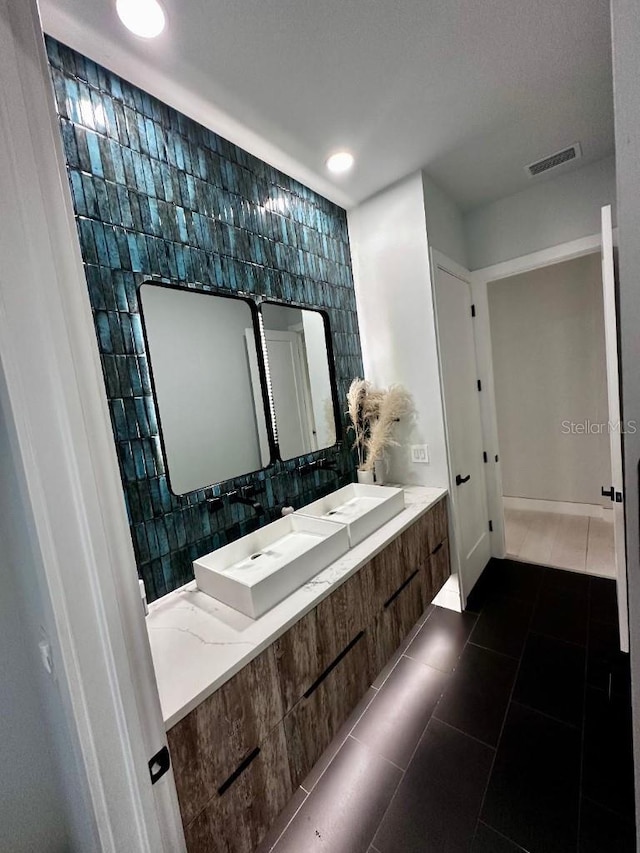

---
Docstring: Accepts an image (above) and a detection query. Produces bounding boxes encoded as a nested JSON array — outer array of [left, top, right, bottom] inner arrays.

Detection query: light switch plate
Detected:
[[410, 444, 429, 464]]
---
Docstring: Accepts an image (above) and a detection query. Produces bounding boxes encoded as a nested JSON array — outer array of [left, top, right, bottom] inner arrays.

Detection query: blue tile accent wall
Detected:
[[45, 37, 363, 603]]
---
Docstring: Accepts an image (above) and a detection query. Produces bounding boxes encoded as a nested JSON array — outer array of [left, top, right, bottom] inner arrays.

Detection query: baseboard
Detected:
[[503, 496, 613, 520]]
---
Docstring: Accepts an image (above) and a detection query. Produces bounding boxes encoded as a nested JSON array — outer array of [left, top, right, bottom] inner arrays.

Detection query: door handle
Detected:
[[601, 485, 614, 500], [455, 474, 471, 486]]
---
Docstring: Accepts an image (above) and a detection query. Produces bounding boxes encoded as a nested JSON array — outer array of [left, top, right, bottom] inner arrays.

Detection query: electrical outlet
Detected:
[[410, 444, 429, 464]]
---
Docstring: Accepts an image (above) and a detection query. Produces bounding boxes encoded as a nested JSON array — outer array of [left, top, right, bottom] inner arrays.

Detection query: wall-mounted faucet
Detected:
[[298, 457, 338, 475], [206, 497, 224, 514], [227, 486, 265, 516]]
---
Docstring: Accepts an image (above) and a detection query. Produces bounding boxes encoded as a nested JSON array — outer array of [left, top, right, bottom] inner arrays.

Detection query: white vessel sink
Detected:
[[297, 483, 405, 546], [193, 514, 349, 618]]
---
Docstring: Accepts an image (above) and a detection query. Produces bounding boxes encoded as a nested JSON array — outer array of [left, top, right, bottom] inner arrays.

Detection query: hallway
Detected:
[[504, 509, 615, 577], [257, 559, 634, 853]]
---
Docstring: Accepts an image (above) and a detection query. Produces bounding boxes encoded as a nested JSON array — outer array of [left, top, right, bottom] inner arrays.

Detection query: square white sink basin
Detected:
[[193, 514, 350, 619], [297, 483, 405, 546]]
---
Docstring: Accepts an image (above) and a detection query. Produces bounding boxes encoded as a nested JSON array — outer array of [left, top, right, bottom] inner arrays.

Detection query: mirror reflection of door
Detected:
[[264, 329, 313, 459], [260, 303, 337, 461]]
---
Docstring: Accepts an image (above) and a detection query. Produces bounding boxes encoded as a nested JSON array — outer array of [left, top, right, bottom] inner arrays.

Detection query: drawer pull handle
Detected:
[[303, 631, 365, 700], [217, 746, 261, 796], [383, 569, 420, 609], [431, 542, 444, 555]]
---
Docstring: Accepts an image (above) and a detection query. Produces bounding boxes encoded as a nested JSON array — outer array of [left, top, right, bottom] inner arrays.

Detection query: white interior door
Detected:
[[434, 260, 491, 602], [264, 330, 313, 460], [601, 205, 629, 652]]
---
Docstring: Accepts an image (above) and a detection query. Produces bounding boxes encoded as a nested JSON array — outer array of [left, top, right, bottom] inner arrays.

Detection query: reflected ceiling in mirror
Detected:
[[139, 283, 273, 494], [260, 302, 339, 461]]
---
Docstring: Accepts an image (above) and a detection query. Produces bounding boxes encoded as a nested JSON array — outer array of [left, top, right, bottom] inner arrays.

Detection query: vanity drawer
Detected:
[[274, 569, 366, 712], [429, 537, 451, 596], [167, 645, 284, 826], [283, 630, 371, 788], [358, 535, 407, 624], [367, 566, 425, 676], [398, 510, 432, 575], [182, 721, 293, 853], [428, 497, 448, 550]]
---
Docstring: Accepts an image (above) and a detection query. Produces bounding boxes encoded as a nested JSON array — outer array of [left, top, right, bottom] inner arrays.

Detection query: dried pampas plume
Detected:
[[362, 385, 413, 471], [346, 378, 413, 471]]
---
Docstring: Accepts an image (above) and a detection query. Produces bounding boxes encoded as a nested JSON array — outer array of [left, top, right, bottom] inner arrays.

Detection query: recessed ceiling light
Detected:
[[116, 0, 166, 38], [326, 151, 354, 174]]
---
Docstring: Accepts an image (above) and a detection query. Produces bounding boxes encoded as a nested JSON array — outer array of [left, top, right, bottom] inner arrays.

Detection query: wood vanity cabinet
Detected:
[[283, 630, 371, 787], [182, 722, 293, 853], [366, 567, 425, 676], [166, 645, 284, 826], [168, 496, 450, 853], [273, 568, 367, 713], [430, 538, 450, 593]]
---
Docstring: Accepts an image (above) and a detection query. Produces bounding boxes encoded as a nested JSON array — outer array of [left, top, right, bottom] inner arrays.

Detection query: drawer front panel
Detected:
[[399, 510, 432, 576], [183, 722, 293, 853], [284, 631, 371, 788], [274, 569, 366, 712], [430, 537, 451, 596], [428, 497, 448, 550], [359, 535, 405, 624], [367, 568, 424, 676], [167, 645, 284, 826]]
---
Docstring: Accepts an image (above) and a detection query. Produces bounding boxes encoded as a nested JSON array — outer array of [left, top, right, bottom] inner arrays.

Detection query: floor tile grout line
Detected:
[[581, 793, 636, 823], [471, 566, 543, 844], [526, 628, 587, 650], [506, 512, 616, 579], [368, 648, 457, 849], [466, 639, 520, 661], [476, 819, 530, 853], [301, 687, 379, 795], [372, 604, 435, 691], [510, 698, 581, 731], [431, 715, 497, 752], [347, 734, 406, 773], [264, 788, 309, 853]]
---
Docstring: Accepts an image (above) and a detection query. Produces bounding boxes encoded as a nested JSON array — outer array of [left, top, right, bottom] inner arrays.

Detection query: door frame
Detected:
[[1, 2, 185, 849], [431, 250, 491, 605], [470, 232, 610, 560]]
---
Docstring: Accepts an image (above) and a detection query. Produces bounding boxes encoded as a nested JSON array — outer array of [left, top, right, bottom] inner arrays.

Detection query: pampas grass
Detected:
[[346, 378, 413, 471]]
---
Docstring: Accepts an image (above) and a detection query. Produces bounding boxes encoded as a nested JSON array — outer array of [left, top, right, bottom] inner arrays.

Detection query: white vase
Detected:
[[374, 459, 385, 485], [357, 468, 375, 485]]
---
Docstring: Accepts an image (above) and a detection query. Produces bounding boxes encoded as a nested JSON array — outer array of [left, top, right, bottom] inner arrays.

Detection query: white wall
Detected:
[[0, 377, 95, 853], [465, 156, 616, 270], [348, 171, 449, 487], [488, 253, 611, 505], [422, 171, 468, 268]]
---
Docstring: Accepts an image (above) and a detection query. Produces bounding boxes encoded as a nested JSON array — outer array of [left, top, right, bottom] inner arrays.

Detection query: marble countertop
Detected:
[[146, 485, 447, 729]]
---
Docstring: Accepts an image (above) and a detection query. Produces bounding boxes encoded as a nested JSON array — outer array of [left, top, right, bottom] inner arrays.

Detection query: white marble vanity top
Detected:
[[146, 484, 447, 729]]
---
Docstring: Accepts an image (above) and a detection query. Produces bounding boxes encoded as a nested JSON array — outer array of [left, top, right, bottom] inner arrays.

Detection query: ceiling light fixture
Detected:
[[116, 0, 166, 38], [326, 151, 354, 174]]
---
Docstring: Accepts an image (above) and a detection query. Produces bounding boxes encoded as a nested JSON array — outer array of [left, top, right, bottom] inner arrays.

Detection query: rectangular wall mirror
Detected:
[[260, 302, 339, 461], [139, 283, 273, 494]]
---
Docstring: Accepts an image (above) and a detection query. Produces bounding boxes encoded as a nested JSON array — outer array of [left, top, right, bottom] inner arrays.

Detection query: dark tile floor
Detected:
[[257, 559, 635, 853]]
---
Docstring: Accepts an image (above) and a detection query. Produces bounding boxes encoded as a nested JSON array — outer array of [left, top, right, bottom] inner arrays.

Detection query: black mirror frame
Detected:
[[259, 299, 342, 463], [138, 280, 279, 496]]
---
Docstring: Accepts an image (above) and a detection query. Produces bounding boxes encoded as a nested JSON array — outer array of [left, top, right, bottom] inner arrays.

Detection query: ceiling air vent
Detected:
[[526, 143, 582, 177]]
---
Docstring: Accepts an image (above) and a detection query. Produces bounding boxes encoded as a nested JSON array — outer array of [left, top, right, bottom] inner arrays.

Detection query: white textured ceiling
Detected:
[[39, 0, 614, 211]]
